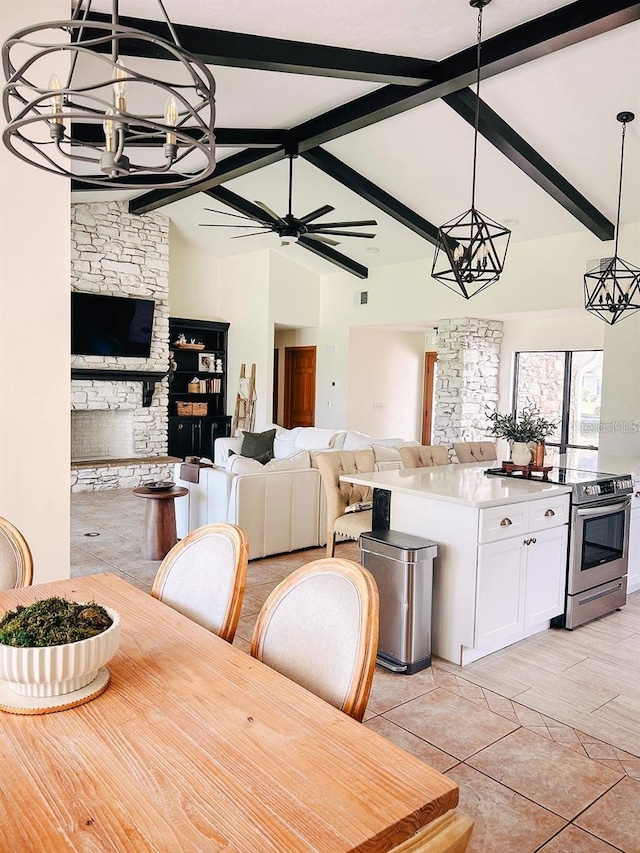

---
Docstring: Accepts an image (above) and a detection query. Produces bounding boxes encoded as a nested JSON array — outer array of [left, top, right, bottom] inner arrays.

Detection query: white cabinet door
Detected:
[[524, 525, 568, 627], [627, 507, 640, 594], [476, 538, 527, 648]]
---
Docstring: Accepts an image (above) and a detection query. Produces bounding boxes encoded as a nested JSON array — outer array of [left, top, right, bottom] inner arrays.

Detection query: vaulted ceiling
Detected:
[[73, 0, 640, 278]]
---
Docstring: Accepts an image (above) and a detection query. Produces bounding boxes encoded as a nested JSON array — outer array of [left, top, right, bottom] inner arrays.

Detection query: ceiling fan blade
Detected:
[[253, 200, 282, 223], [305, 233, 340, 247], [307, 220, 378, 229], [299, 204, 335, 224], [311, 230, 377, 239], [230, 230, 273, 239], [203, 208, 262, 223], [199, 223, 274, 229]]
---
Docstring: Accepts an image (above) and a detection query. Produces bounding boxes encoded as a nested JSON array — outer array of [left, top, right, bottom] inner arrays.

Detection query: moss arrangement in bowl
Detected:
[[0, 597, 121, 698]]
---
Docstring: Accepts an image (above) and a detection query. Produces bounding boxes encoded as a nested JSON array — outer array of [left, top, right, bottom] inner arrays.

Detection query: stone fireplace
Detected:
[[70, 201, 175, 492]]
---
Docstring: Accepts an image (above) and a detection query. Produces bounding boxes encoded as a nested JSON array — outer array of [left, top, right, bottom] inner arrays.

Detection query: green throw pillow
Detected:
[[240, 429, 276, 461]]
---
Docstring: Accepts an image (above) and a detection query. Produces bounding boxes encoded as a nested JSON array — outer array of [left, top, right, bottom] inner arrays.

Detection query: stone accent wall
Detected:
[[71, 460, 175, 493], [433, 318, 503, 451], [70, 201, 170, 491]]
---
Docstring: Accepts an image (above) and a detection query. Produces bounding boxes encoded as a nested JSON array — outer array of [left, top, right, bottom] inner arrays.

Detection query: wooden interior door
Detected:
[[421, 352, 437, 445], [283, 346, 316, 429], [272, 348, 279, 423]]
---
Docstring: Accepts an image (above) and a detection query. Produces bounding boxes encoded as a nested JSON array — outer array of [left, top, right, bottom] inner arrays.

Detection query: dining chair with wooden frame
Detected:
[[389, 810, 474, 852], [251, 557, 379, 722], [152, 523, 248, 643], [0, 516, 34, 589]]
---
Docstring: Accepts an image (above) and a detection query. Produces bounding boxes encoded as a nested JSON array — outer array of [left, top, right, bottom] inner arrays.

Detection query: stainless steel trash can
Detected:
[[360, 530, 438, 674]]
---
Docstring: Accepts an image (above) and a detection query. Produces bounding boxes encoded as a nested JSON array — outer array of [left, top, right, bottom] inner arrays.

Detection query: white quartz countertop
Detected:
[[340, 462, 572, 508]]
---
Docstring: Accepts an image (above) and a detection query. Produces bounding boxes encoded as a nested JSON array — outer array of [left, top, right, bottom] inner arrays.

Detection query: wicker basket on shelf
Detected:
[[176, 402, 193, 416], [192, 402, 208, 416], [187, 381, 200, 394]]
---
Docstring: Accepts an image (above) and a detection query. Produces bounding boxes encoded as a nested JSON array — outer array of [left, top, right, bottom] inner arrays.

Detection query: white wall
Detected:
[[217, 251, 271, 429], [599, 313, 640, 456], [169, 226, 220, 320], [348, 327, 424, 439], [0, 0, 71, 582]]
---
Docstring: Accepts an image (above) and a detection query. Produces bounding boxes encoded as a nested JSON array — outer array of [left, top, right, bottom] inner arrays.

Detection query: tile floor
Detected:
[[71, 489, 640, 853]]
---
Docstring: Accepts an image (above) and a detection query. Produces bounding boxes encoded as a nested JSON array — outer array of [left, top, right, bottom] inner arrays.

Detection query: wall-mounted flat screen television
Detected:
[[72, 292, 155, 357]]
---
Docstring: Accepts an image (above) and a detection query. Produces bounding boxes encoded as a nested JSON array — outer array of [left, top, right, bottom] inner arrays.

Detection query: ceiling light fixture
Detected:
[[1, 0, 216, 188], [584, 111, 640, 326], [431, 0, 510, 299]]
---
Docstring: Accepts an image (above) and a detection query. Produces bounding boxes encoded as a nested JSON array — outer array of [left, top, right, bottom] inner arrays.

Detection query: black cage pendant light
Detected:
[[431, 0, 510, 299], [1, 0, 216, 188], [584, 112, 640, 326]]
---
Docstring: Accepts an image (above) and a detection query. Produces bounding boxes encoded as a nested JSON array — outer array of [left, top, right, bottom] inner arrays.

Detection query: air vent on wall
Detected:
[[585, 257, 613, 273], [354, 290, 368, 305]]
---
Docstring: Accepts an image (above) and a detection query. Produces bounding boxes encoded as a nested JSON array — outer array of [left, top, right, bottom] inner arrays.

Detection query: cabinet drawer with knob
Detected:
[[529, 494, 570, 531], [479, 503, 529, 543]]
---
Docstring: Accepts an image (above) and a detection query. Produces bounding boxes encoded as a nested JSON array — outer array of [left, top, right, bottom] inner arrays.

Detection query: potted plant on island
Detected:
[[0, 597, 120, 711], [486, 404, 558, 466]]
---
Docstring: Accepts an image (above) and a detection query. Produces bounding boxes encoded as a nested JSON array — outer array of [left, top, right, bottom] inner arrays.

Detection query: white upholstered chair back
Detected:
[[453, 442, 497, 463], [0, 517, 33, 590], [399, 445, 450, 469], [388, 811, 474, 852], [251, 558, 379, 722], [152, 523, 248, 643]]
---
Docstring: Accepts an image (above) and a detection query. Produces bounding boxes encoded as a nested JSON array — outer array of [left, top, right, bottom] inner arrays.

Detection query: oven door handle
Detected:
[[575, 497, 631, 519]]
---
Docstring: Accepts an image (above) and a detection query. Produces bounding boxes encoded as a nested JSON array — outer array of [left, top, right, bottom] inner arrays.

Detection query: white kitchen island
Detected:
[[341, 463, 572, 666]]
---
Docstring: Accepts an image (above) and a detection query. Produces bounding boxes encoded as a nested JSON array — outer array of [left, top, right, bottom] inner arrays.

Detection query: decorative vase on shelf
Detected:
[[532, 440, 546, 467], [511, 441, 532, 466]]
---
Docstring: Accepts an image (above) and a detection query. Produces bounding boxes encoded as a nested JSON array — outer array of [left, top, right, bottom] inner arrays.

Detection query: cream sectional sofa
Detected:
[[174, 426, 415, 559]]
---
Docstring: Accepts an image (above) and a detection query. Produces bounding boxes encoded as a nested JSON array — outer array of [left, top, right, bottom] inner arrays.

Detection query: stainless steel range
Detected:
[[486, 466, 633, 629]]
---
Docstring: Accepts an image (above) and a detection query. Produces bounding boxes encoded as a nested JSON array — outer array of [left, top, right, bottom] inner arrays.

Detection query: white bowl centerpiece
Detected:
[[0, 597, 121, 698]]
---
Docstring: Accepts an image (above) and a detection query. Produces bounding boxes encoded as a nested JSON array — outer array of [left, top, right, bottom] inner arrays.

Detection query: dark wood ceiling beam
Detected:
[[301, 148, 439, 246], [82, 13, 435, 85], [129, 0, 638, 215], [443, 89, 615, 240], [293, 0, 640, 150], [71, 124, 289, 148], [297, 236, 368, 278], [128, 147, 286, 214]]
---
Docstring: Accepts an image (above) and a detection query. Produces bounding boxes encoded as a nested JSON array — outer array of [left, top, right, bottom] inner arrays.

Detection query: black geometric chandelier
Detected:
[[431, 0, 511, 299], [584, 112, 640, 326], [1, 0, 216, 188]]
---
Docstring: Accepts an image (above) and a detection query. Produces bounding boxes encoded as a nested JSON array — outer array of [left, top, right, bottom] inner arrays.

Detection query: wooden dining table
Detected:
[[0, 573, 458, 852]]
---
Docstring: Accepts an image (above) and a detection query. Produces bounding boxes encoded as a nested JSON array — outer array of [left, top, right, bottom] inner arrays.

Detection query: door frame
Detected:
[[421, 351, 437, 445]]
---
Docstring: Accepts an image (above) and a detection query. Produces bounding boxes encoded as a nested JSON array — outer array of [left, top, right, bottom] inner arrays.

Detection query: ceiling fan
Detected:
[[199, 153, 377, 248]]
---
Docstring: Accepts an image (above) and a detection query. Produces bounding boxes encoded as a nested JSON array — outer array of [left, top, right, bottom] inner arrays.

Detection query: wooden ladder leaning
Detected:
[[231, 363, 256, 435]]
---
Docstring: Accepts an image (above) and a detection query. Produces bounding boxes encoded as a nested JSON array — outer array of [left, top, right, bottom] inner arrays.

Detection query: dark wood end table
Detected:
[[132, 486, 188, 560]]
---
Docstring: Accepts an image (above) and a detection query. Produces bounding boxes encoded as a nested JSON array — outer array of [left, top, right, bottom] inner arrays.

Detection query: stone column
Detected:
[[432, 318, 503, 450]]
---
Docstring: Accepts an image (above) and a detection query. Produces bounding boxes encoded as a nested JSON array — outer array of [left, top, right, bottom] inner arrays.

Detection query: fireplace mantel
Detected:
[[71, 369, 167, 407]]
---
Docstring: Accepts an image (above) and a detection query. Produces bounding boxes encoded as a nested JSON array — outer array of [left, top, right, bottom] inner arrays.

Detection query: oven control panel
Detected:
[[581, 477, 633, 499]]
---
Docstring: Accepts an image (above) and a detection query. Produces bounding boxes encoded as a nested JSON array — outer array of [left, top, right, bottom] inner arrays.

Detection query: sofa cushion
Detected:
[[343, 430, 372, 450], [273, 427, 301, 459], [294, 428, 344, 451], [241, 428, 276, 460], [226, 450, 311, 475], [371, 436, 405, 447]]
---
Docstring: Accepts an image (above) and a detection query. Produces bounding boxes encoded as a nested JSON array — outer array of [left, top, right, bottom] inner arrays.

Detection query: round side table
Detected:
[[132, 486, 188, 561]]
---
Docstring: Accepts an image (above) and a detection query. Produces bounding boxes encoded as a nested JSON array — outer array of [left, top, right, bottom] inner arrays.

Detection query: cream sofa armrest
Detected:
[[214, 436, 243, 466], [174, 464, 233, 537]]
